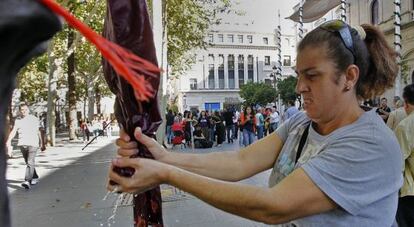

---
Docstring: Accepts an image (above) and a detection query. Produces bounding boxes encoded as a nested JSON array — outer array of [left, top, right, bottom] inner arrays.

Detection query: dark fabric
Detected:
[[166, 113, 174, 126], [397, 196, 414, 227], [198, 116, 210, 128], [376, 106, 391, 122], [102, 0, 163, 226], [0, 1, 61, 226], [223, 111, 234, 126]]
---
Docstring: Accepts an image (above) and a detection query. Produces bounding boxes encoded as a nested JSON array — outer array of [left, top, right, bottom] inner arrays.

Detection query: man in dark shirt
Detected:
[[376, 97, 391, 123], [165, 109, 175, 144], [223, 108, 235, 143]]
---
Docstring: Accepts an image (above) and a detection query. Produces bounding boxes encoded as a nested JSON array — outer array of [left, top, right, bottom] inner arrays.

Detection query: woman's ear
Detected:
[[344, 65, 360, 91]]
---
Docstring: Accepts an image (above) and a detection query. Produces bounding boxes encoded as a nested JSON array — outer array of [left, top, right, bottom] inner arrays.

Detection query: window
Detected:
[[283, 55, 291, 66], [227, 34, 234, 43], [238, 35, 243, 43], [247, 55, 254, 82], [218, 55, 225, 89], [208, 64, 215, 89], [228, 55, 235, 89], [247, 35, 253, 44], [208, 34, 214, 43], [238, 55, 245, 86], [218, 34, 224, 42], [265, 56, 270, 65], [190, 78, 197, 90], [263, 37, 268, 45], [371, 0, 379, 25]]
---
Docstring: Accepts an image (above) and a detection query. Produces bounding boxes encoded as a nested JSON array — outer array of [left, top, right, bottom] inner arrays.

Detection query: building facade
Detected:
[[347, 0, 414, 99], [175, 22, 297, 113]]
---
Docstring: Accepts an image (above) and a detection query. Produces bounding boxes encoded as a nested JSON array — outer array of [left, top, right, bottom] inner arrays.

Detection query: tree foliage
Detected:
[[239, 82, 277, 106], [276, 76, 300, 104], [17, 0, 110, 106]]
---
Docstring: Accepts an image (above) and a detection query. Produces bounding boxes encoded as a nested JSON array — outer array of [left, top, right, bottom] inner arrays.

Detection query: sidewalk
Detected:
[[8, 136, 270, 227]]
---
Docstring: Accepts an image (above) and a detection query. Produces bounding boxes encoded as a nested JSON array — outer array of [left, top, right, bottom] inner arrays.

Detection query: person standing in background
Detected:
[[376, 97, 391, 123], [255, 107, 265, 140]]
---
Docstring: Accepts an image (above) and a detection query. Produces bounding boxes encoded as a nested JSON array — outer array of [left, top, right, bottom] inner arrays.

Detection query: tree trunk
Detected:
[[67, 28, 77, 140], [87, 77, 95, 121], [95, 86, 101, 115], [154, 0, 167, 145], [46, 42, 58, 146]]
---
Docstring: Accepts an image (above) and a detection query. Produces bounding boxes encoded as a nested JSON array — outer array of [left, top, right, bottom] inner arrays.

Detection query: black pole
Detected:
[[81, 119, 114, 150]]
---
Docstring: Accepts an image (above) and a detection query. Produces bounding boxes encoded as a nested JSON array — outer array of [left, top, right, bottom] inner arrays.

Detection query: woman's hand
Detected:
[[115, 127, 167, 161], [107, 157, 171, 194]]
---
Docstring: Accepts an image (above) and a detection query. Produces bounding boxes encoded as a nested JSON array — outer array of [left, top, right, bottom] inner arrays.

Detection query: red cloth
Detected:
[[172, 122, 183, 131]]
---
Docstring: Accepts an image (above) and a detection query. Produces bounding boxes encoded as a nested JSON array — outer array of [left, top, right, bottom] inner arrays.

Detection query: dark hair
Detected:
[[19, 102, 28, 109], [402, 84, 414, 105], [298, 23, 398, 100], [244, 106, 255, 116]]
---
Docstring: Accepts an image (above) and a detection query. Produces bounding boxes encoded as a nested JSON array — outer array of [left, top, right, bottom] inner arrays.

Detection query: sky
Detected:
[[214, 0, 299, 34]]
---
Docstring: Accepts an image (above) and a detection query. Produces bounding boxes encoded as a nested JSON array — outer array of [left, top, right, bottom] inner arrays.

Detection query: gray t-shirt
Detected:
[[269, 110, 403, 227]]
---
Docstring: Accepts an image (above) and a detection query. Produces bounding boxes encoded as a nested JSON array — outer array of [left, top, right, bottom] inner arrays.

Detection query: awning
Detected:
[[287, 0, 342, 23]]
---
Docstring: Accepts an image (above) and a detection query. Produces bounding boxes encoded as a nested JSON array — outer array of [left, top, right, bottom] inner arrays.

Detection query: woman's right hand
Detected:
[[115, 127, 167, 161]]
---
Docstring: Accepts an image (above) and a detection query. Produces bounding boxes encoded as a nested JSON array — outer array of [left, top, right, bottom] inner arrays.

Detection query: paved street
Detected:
[[7, 137, 271, 227]]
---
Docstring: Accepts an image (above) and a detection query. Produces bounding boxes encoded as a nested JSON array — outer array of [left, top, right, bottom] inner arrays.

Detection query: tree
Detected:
[[239, 82, 277, 106], [276, 76, 300, 106]]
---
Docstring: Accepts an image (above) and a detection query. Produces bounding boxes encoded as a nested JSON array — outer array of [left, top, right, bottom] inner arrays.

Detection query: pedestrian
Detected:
[[387, 98, 406, 131], [255, 107, 265, 140], [198, 111, 211, 142], [80, 119, 90, 142], [283, 100, 299, 121], [394, 84, 414, 227], [223, 108, 235, 143], [6, 103, 41, 189], [165, 109, 174, 144], [376, 97, 391, 123], [109, 20, 402, 226], [268, 107, 280, 133], [212, 111, 225, 146], [240, 106, 256, 146]]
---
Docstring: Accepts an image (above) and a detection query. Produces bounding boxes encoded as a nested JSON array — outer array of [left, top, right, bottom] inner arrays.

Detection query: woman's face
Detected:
[[246, 107, 252, 114], [296, 46, 346, 123]]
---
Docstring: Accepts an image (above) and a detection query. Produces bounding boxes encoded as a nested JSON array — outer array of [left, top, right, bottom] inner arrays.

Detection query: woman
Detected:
[[108, 20, 402, 226], [240, 106, 256, 146], [198, 111, 210, 142], [212, 110, 225, 146]]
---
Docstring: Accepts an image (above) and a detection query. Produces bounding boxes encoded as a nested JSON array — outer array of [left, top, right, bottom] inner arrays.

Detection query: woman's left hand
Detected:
[[107, 157, 170, 194]]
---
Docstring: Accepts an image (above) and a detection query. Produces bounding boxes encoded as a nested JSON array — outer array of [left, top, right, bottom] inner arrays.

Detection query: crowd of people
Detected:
[[79, 115, 115, 143], [165, 102, 299, 149]]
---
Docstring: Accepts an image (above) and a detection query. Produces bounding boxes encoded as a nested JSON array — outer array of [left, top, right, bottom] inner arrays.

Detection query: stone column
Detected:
[[224, 54, 229, 89], [253, 55, 258, 82], [214, 54, 219, 89], [234, 55, 239, 89], [244, 54, 249, 83]]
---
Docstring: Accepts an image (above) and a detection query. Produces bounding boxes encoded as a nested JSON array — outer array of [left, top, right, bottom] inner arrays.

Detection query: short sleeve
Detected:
[[301, 136, 402, 215], [275, 111, 307, 142]]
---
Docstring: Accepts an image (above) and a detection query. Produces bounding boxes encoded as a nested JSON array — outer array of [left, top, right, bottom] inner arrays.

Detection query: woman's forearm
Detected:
[[161, 151, 245, 181], [165, 166, 280, 224]]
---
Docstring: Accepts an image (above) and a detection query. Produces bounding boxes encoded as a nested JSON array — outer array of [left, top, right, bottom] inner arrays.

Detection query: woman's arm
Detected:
[[163, 132, 283, 181], [116, 128, 283, 181], [109, 158, 337, 224]]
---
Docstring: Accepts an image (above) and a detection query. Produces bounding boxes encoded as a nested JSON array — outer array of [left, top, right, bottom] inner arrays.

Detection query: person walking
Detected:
[[212, 111, 225, 146], [165, 109, 174, 144], [6, 103, 41, 189]]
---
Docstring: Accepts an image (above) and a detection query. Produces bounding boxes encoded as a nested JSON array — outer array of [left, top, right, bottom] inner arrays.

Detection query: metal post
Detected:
[[298, 0, 304, 40], [394, 0, 402, 96], [340, 0, 347, 22]]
